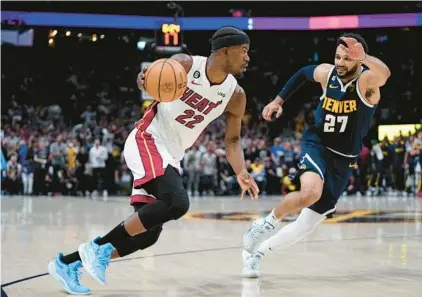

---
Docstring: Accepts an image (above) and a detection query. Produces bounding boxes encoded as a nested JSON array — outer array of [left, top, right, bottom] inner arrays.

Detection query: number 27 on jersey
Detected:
[[323, 114, 348, 133]]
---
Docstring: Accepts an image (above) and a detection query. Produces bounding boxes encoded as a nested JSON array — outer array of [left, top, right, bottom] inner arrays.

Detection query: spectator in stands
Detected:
[[200, 141, 217, 196], [217, 150, 237, 195], [6, 154, 22, 195], [1, 150, 8, 194], [75, 146, 91, 196], [270, 137, 284, 166], [413, 131, 422, 196], [392, 136, 407, 194], [21, 147, 34, 196], [250, 157, 266, 195], [89, 138, 108, 198], [264, 156, 278, 194], [33, 142, 49, 195], [184, 142, 202, 197], [281, 168, 297, 196]]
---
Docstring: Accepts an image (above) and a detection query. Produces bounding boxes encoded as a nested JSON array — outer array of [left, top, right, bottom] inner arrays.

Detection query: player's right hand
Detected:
[[237, 170, 260, 200], [136, 67, 148, 91], [262, 99, 283, 121]]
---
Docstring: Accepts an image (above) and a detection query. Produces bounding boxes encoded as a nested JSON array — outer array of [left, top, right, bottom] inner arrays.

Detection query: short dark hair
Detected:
[[337, 33, 369, 54], [209, 26, 249, 52], [210, 26, 248, 41]]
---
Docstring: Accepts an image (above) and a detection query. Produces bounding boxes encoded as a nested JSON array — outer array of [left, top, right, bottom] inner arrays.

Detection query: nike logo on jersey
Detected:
[[322, 97, 357, 114], [329, 84, 339, 89], [191, 80, 201, 85], [349, 162, 357, 168]]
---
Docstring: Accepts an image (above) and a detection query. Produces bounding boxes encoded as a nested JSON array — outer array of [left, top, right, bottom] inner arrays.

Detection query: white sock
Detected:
[[258, 208, 326, 256], [264, 209, 281, 227]]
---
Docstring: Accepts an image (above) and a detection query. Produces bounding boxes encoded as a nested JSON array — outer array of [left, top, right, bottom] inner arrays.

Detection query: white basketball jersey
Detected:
[[144, 55, 238, 161]]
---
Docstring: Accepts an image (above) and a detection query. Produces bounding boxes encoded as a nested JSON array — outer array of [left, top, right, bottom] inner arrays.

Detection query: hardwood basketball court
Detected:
[[1, 195, 421, 297]]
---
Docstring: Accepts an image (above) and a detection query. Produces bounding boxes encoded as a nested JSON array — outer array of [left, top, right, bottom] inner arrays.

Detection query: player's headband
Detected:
[[210, 34, 250, 51]]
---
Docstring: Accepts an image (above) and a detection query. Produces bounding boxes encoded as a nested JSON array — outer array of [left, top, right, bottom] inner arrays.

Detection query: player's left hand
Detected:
[[237, 169, 259, 200], [340, 37, 366, 61], [136, 67, 148, 91]]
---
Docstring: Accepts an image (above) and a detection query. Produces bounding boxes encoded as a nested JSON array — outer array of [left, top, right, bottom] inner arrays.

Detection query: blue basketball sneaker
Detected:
[[48, 253, 90, 295], [78, 237, 115, 285]]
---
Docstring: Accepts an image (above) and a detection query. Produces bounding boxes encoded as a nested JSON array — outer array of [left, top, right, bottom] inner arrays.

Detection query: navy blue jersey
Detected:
[[304, 66, 377, 157]]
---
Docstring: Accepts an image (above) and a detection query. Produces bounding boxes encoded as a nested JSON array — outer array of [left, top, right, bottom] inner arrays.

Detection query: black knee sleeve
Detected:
[[111, 203, 164, 257], [168, 189, 190, 220], [137, 189, 190, 229], [116, 225, 163, 257]]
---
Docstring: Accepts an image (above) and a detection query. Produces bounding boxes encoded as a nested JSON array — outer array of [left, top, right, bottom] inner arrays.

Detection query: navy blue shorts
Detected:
[[295, 140, 357, 217]]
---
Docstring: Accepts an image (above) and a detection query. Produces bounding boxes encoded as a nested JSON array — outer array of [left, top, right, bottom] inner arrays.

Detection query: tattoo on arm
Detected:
[[365, 88, 375, 99]]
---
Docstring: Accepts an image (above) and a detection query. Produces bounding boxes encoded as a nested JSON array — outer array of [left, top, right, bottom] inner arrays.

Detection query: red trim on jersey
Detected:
[[130, 194, 157, 205], [133, 102, 166, 189]]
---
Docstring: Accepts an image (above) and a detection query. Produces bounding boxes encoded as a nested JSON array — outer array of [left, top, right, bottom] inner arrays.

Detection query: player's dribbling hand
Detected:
[[339, 37, 366, 61], [262, 100, 283, 121], [237, 169, 260, 200], [136, 67, 148, 91]]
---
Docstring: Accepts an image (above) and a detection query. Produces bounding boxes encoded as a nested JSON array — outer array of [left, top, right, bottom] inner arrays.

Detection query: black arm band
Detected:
[[278, 65, 318, 102]]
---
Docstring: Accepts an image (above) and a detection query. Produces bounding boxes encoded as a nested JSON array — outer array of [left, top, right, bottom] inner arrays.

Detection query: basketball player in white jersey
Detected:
[[48, 26, 259, 295]]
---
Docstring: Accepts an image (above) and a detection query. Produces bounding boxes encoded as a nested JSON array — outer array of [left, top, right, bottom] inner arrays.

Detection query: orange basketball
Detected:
[[144, 58, 187, 102]]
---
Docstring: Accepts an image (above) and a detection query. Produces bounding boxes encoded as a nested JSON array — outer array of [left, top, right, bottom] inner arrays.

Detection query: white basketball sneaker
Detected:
[[243, 217, 277, 254], [242, 249, 263, 278], [241, 278, 261, 297]]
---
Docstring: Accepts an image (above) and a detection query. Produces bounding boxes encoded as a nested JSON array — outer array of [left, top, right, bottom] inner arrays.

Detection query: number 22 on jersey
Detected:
[[175, 109, 204, 129], [323, 114, 348, 133]]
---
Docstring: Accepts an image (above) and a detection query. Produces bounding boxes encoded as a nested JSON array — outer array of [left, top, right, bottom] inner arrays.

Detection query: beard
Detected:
[[234, 71, 244, 79], [337, 63, 359, 79]]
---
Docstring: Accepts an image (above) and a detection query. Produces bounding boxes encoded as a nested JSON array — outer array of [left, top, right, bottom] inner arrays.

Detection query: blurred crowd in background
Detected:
[[1, 19, 422, 198]]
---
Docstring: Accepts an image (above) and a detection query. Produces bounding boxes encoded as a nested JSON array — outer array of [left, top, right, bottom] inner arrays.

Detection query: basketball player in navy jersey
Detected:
[[242, 33, 391, 278]]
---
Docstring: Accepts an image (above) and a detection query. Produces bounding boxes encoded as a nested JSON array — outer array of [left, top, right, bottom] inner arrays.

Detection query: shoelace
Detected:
[[68, 267, 82, 286], [251, 227, 265, 236], [248, 257, 259, 270], [251, 223, 267, 237], [97, 250, 111, 269]]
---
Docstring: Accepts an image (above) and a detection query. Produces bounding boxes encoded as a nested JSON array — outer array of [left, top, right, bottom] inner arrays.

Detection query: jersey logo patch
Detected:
[[329, 84, 339, 89], [193, 71, 200, 79]]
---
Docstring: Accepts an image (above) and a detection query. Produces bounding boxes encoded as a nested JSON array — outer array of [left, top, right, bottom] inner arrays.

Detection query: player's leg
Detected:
[[117, 165, 189, 236], [48, 201, 163, 294], [55, 127, 187, 287], [57, 202, 162, 263], [243, 152, 354, 278], [78, 166, 188, 285], [243, 143, 326, 255], [99, 202, 164, 257], [242, 172, 326, 278]]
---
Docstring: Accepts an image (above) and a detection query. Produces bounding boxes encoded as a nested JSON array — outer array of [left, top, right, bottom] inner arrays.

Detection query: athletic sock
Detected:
[[61, 251, 81, 265], [264, 209, 282, 227], [97, 222, 131, 248], [258, 208, 325, 256]]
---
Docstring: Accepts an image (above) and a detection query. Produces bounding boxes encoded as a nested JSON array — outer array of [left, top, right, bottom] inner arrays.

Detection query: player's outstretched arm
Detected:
[[224, 85, 259, 200], [262, 63, 332, 121]]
